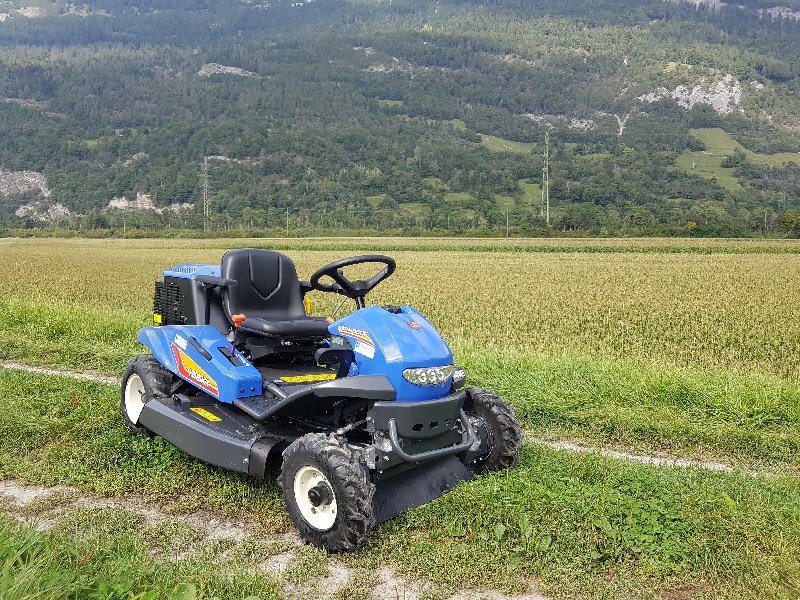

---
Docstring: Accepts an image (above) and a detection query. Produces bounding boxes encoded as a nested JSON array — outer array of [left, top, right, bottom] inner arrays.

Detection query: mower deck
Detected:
[[138, 394, 291, 477], [139, 391, 475, 524]]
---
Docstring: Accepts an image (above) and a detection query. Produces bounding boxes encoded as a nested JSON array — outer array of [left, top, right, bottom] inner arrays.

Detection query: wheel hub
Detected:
[[308, 481, 333, 507], [293, 466, 337, 530]]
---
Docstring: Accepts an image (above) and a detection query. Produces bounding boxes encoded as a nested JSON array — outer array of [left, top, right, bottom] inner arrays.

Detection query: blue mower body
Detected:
[[138, 263, 455, 404], [137, 325, 262, 402]]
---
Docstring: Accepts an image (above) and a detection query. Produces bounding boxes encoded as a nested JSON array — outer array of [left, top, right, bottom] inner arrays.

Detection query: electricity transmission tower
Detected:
[[541, 132, 550, 226], [202, 157, 210, 231]]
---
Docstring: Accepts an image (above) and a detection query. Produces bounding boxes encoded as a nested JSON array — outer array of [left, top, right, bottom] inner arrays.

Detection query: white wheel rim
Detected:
[[293, 466, 337, 530], [124, 373, 146, 424]]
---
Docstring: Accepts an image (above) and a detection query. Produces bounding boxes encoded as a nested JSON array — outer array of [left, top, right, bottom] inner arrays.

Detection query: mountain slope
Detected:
[[1, 0, 799, 235]]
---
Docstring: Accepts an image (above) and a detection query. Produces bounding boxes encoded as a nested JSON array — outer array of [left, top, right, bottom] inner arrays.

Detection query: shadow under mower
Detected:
[[121, 248, 522, 551]]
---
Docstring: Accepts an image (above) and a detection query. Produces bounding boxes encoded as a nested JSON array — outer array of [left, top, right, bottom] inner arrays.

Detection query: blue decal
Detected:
[[162, 264, 220, 280]]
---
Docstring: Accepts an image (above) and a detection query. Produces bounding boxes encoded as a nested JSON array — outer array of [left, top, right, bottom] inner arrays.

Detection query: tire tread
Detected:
[[465, 387, 522, 473], [280, 433, 375, 552]]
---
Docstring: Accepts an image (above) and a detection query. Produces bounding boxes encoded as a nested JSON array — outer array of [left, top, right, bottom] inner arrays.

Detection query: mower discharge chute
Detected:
[[122, 249, 521, 551]]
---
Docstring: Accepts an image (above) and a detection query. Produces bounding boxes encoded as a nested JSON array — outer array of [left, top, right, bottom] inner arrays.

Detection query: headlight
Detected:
[[403, 365, 454, 387], [451, 366, 467, 389]]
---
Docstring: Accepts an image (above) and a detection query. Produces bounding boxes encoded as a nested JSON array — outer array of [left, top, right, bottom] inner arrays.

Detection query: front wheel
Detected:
[[279, 433, 375, 552], [464, 388, 522, 474]]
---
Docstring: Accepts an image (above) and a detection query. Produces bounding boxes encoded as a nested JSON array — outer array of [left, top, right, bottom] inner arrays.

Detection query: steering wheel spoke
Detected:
[[309, 255, 396, 302]]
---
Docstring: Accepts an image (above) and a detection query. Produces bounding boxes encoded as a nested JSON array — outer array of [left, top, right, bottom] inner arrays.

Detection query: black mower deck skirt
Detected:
[[372, 455, 473, 524]]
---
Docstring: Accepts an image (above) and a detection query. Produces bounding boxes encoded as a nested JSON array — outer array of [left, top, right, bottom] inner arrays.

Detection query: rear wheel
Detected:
[[280, 433, 375, 552], [121, 355, 174, 436], [464, 388, 522, 474]]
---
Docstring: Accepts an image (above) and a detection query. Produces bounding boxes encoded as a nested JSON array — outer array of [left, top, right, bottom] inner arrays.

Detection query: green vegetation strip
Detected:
[[246, 241, 800, 254], [1, 369, 799, 598], [462, 347, 800, 472]]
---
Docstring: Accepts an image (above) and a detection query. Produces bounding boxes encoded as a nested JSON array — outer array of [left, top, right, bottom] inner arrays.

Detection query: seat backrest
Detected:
[[221, 249, 306, 321]]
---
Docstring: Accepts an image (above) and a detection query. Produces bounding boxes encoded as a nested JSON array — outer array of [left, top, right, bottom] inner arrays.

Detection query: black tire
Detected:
[[279, 433, 375, 552], [464, 388, 522, 474], [120, 354, 174, 437]]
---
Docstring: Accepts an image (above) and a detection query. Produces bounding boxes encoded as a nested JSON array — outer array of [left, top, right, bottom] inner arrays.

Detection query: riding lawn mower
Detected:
[[121, 248, 521, 551]]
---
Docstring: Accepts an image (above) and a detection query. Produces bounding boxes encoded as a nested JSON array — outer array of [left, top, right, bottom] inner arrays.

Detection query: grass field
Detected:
[[1, 236, 799, 598], [480, 134, 536, 154], [693, 128, 800, 166], [675, 152, 741, 192], [675, 127, 800, 192]]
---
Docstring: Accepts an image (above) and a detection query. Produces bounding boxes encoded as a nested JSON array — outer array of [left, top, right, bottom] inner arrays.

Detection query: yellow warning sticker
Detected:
[[190, 407, 222, 422], [153, 313, 162, 324], [280, 373, 337, 383]]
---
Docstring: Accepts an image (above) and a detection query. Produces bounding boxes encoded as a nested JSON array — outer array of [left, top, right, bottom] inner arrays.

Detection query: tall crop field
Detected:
[[1, 237, 798, 379]]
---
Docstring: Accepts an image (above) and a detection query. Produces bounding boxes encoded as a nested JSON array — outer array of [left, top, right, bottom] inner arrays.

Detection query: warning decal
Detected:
[[190, 407, 222, 422], [280, 373, 338, 383]]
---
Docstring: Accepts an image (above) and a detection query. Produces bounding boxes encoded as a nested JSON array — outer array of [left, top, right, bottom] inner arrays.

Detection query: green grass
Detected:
[[480, 134, 536, 154], [422, 176, 448, 190], [1, 370, 799, 598], [495, 195, 515, 211], [381, 445, 800, 598], [447, 118, 467, 131], [365, 194, 387, 208], [460, 349, 800, 471], [519, 180, 542, 204], [0, 511, 282, 599], [3, 330, 800, 470], [397, 201, 428, 216], [3, 301, 799, 471], [2, 237, 800, 595], [693, 128, 800, 166], [443, 192, 475, 204], [418, 117, 467, 131]]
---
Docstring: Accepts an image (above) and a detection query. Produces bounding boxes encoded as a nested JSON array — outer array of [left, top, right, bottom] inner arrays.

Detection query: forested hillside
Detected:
[[1, 0, 800, 236]]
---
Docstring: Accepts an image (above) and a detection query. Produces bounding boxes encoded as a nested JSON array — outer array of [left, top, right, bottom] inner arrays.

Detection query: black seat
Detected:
[[221, 249, 330, 339]]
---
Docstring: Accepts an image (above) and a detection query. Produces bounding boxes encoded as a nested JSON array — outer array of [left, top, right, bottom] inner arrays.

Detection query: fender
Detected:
[[137, 325, 262, 402], [331, 306, 453, 402]]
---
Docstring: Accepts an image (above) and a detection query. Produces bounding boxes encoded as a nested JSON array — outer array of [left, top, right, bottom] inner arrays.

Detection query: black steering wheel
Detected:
[[309, 254, 396, 305]]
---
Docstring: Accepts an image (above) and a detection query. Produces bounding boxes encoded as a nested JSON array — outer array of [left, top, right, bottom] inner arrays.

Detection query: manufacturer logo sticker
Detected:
[[174, 334, 188, 351], [337, 325, 373, 346], [353, 340, 375, 359], [172, 341, 219, 397], [407, 320, 422, 330]]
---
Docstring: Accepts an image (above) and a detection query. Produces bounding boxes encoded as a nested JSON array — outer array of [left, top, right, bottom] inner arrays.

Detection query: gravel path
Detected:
[[0, 360, 119, 385]]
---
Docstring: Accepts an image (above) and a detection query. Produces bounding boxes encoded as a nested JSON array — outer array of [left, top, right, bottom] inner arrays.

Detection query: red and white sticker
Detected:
[[407, 320, 422, 330], [338, 325, 375, 359]]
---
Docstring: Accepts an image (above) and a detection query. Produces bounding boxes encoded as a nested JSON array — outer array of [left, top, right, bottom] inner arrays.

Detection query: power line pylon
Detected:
[[541, 132, 550, 227], [202, 157, 210, 231]]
